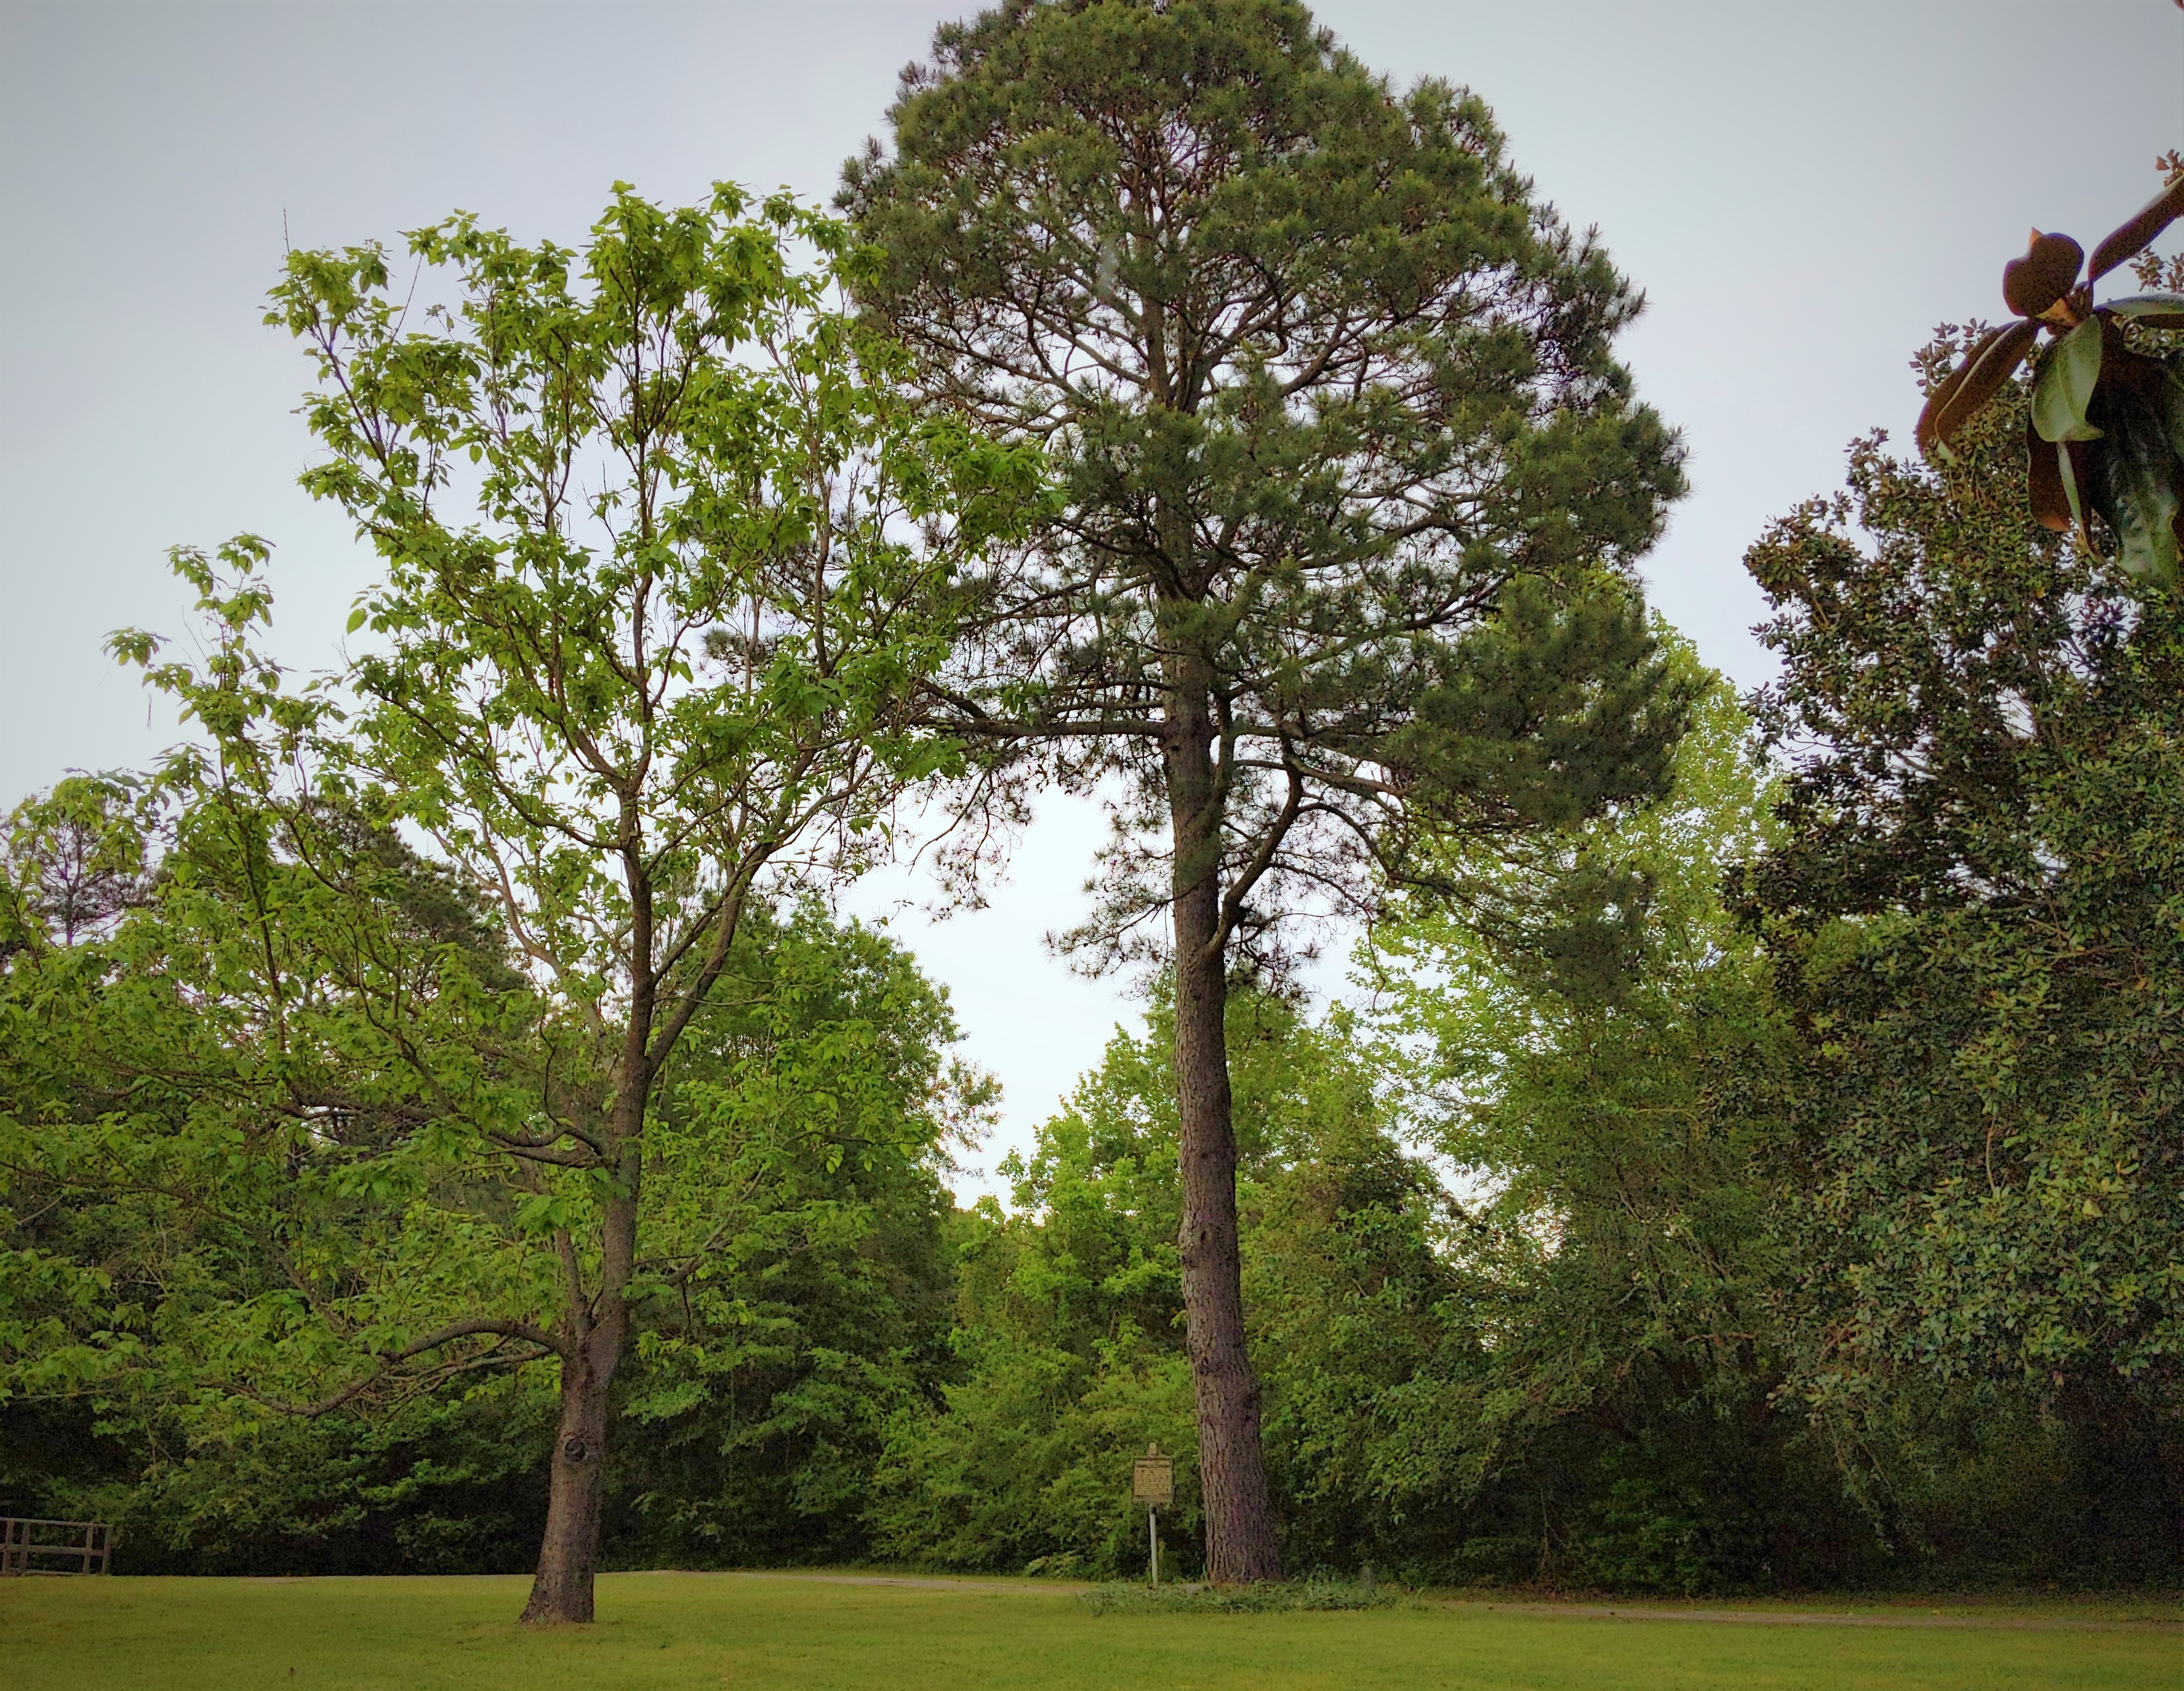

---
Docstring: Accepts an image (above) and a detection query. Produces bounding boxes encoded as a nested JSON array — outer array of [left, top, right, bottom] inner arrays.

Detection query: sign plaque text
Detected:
[[1131, 1449, 1174, 1508]]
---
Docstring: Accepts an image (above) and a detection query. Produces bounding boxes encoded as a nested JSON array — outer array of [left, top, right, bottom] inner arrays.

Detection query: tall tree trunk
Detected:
[[520, 1312, 624, 1625], [523, 838, 654, 1625], [521, 1096, 642, 1626], [1165, 656, 1283, 1584]]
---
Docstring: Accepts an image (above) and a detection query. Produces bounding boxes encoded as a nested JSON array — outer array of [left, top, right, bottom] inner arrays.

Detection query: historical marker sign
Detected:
[[1132, 1443, 1173, 1586], [1132, 1446, 1174, 1508]]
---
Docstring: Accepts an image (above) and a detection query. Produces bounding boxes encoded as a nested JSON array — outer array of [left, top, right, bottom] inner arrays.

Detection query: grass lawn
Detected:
[[3, 1571, 2179, 1690]]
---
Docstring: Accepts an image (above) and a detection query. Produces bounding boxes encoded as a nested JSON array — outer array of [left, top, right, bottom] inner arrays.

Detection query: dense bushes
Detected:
[[9, 945, 2179, 1589]]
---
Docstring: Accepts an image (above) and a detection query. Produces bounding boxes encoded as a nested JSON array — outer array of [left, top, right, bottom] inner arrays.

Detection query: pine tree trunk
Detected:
[[520, 1322, 622, 1625], [1165, 661, 1283, 1584]]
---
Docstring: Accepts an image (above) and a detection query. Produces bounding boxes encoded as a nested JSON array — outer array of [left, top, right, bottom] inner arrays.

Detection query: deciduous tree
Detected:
[[1744, 325, 2184, 1419], [14, 186, 1036, 1625]]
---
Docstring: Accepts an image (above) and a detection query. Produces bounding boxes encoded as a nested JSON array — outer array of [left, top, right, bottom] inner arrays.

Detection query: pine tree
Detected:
[[843, 0, 1687, 1577]]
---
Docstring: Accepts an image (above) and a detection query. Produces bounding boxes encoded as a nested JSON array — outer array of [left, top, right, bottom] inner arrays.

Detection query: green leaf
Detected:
[[346, 608, 368, 634], [2031, 318, 2104, 444], [2055, 437, 2094, 559], [2164, 369, 2184, 460], [2100, 293, 2184, 320], [2097, 397, 2182, 586]]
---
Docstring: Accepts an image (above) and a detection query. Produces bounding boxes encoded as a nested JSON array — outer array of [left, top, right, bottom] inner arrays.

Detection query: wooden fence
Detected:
[[1, 1518, 118, 1575]]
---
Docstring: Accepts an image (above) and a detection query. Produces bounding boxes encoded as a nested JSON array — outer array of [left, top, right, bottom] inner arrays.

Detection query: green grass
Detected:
[[1078, 1576, 1404, 1612], [2, 1571, 2177, 1690]]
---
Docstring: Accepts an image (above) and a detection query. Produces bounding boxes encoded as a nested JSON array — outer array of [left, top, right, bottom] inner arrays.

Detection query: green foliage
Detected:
[[9, 36, 2181, 1605], [25, 1387, 556, 1577], [865, 1327, 1196, 1580], [1, 774, 152, 950], [865, 1014, 1204, 1578], [847, 0, 1691, 1581], [2, 187, 1039, 1615], [2030, 316, 2105, 445], [866, 685, 2179, 1591], [1352, 634, 1845, 1593], [1746, 343, 2184, 1404], [0, 766, 971, 1560], [871, 988, 1478, 1580], [843, 0, 1692, 948], [607, 917, 974, 1566]]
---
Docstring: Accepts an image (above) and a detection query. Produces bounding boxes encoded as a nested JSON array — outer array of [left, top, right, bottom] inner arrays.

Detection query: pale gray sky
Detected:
[[4, 0, 2180, 1188]]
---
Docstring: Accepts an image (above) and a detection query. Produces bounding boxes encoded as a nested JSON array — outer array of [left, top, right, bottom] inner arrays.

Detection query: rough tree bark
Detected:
[[521, 1318, 620, 1625], [1166, 708, 1281, 1583], [521, 985, 650, 1623], [1160, 533, 1282, 1582]]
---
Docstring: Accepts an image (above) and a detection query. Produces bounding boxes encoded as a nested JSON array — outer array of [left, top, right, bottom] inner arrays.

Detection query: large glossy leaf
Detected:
[[2164, 366, 2184, 459], [2031, 317, 2105, 443], [2057, 437, 2095, 558], [2088, 173, 2184, 284], [2026, 420, 2072, 532], [2094, 394, 2182, 585], [1917, 325, 2006, 453], [2101, 293, 2184, 330], [2102, 292, 2184, 317], [1924, 319, 2041, 450]]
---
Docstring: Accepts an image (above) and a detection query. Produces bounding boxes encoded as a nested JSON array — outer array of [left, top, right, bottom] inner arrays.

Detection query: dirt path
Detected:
[[694, 1571, 2182, 1633]]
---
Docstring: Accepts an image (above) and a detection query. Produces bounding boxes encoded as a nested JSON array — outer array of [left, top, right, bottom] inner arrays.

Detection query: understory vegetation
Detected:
[[8, 567, 2180, 1593]]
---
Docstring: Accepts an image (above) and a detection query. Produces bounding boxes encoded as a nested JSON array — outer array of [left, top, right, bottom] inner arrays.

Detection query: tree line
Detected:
[[3, 0, 2180, 1616]]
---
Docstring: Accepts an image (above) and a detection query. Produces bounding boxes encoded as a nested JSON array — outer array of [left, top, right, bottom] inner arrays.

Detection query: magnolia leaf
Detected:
[[2094, 396, 2182, 585], [1923, 319, 2041, 450], [2031, 317, 2105, 443], [2099, 293, 2184, 331], [1918, 324, 2007, 453], [2164, 369, 2184, 459], [2057, 437, 2097, 558], [2087, 173, 2184, 284], [2026, 420, 2072, 532]]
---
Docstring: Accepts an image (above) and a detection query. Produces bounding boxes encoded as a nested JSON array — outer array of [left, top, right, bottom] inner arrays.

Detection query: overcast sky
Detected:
[[4, 0, 2180, 1191]]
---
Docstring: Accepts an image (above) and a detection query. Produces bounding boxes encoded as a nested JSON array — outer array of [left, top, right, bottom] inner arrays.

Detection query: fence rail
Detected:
[[1, 1518, 118, 1575]]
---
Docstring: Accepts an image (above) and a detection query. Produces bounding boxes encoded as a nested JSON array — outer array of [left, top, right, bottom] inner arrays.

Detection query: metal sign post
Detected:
[[1131, 1442, 1174, 1587]]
